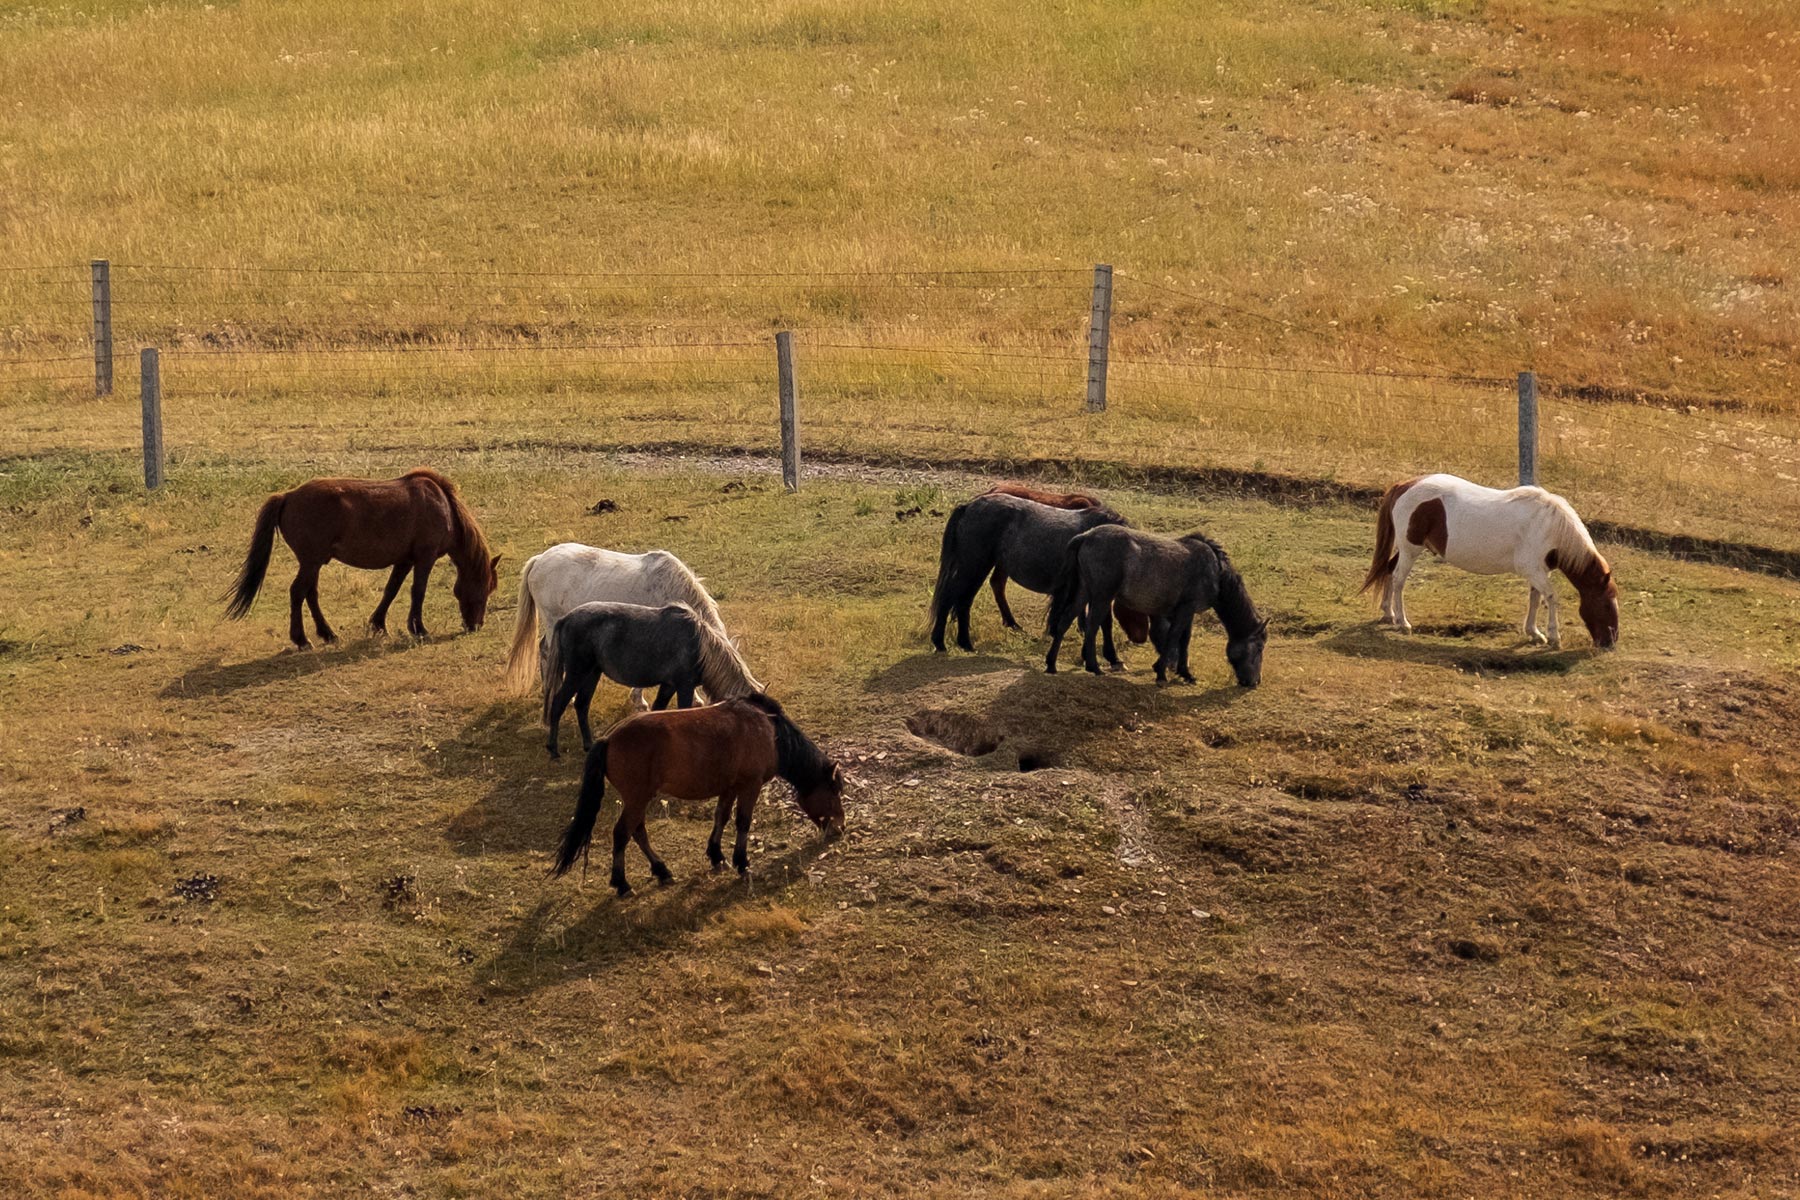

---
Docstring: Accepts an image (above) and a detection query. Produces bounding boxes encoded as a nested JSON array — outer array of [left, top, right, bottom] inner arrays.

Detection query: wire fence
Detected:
[[4, 260, 1797, 557]]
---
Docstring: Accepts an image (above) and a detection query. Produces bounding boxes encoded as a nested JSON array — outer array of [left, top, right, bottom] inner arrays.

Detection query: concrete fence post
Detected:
[[141, 347, 164, 489], [776, 331, 799, 491], [1086, 263, 1113, 413], [91, 259, 112, 397], [1517, 370, 1538, 487]]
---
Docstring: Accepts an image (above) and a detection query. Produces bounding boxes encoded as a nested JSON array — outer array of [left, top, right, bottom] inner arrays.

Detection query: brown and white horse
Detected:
[[1363, 473, 1618, 649]]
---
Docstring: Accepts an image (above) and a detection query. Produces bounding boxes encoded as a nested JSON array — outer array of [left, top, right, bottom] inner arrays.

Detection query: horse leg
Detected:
[[544, 674, 581, 760], [676, 684, 697, 709], [1080, 592, 1105, 676], [369, 564, 408, 635], [1174, 606, 1198, 684], [1150, 615, 1173, 682], [1044, 584, 1083, 674], [609, 803, 636, 897], [650, 684, 674, 711], [953, 583, 979, 653], [707, 792, 734, 871], [1390, 546, 1419, 634], [406, 559, 434, 639], [574, 676, 597, 752], [991, 566, 1021, 631], [733, 788, 759, 875], [1524, 588, 1547, 645], [1526, 570, 1562, 648], [288, 564, 314, 650], [631, 816, 672, 886], [1100, 602, 1123, 672]]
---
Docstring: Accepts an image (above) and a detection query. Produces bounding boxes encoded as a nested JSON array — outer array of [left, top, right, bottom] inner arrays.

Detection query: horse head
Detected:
[[796, 762, 846, 841], [1225, 617, 1269, 688], [455, 553, 503, 632], [1576, 563, 1619, 650]]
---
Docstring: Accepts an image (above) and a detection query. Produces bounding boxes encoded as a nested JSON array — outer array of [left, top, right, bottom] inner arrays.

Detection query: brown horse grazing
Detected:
[[224, 468, 501, 649], [977, 483, 1150, 644], [550, 694, 844, 897]]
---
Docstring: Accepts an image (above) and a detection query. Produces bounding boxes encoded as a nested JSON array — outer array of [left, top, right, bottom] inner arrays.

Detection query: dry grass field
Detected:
[[5, 0, 1800, 1196], [3, 450, 1800, 1197]]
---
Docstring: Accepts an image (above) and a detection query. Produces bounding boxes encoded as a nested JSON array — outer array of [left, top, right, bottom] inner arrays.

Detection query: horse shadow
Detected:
[[1318, 624, 1588, 674], [863, 649, 1020, 695], [477, 837, 829, 995], [159, 635, 426, 699], [439, 698, 587, 856]]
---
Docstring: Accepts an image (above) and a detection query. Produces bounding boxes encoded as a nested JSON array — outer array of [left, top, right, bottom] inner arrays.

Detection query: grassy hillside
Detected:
[[2, 450, 1799, 1196], [1, 0, 1796, 397]]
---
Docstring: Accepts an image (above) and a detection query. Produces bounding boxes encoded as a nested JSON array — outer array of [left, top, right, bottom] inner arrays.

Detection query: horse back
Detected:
[[606, 701, 778, 799], [276, 475, 453, 568]]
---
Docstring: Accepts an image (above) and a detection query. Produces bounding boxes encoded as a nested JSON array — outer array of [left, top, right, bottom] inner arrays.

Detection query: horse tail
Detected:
[[1044, 538, 1086, 636], [927, 503, 971, 625], [503, 557, 540, 694], [1361, 479, 1414, 594], [542, 613, 573, 728], [550, 738, 609, 878], [223, 492, 286, 619]]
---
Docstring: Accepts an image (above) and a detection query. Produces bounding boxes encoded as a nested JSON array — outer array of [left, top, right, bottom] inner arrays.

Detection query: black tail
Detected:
[[927, 503, 970, 628], [542, 615, 573, 727], [550, 739, 609, 878], [223, 493, 286, 619], [1044, 540, 1085, 636]]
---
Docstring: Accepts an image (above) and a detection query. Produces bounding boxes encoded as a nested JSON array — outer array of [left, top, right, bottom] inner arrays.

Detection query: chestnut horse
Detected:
[[977, 484, 1150, 643], [550, 694, 845, 897], [224, 468, 501, 649]]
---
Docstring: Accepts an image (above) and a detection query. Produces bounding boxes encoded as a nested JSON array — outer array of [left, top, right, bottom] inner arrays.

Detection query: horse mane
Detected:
[[406, 468, 490, 567], [1537, 492, 1607, 582], [742, 694, 833, 795], [693, 617, 763, 699], [644, 551, 727, 632], [1182, 531, 1263, 638]]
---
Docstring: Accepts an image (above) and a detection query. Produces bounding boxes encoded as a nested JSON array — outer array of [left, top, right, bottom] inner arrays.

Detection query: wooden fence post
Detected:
[[91, 259, 112, 397], [776, 331, 799, 491], [141, 347, 164, 489], [1086, 263, 1113, 413], [1517, 370, 1538, 487]]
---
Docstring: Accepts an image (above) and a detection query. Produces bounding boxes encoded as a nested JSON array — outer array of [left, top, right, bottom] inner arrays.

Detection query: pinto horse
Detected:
[[1047, 525, 1268, 686], [979, 484, 1150, 643], [1362, 473, 1619, 649], [549, 694, 845, 897], [224, 468, 500, 649]]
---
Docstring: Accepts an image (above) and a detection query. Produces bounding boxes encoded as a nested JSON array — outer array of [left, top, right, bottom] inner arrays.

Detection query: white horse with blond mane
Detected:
[[504, 544, 746, 707], [1362, 473, 1618, 649]]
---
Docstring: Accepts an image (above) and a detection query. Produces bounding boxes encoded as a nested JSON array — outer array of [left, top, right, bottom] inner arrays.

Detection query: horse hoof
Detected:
[[613, 885, 633, 899], [1107, 662, 1126, 673]]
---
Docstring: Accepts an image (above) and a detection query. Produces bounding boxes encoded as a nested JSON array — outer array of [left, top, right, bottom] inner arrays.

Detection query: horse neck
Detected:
[[658, 559, 725, 629], [430, 480, 487, 576], [697, 623, 762, 697], [770, 712, 829, 792], [1211, 562, 1261, 639]]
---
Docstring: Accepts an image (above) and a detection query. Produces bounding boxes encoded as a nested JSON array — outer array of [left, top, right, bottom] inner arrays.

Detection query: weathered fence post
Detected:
[[1086, 263, 1113, 413], [776, 331, 799, 492], [91, 259, 112, 397], [140, 347, 164, 489], [1517, 370, 1538, 487]]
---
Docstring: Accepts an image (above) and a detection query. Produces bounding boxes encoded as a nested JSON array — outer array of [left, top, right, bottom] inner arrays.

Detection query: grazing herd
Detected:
[[224, 466, 1620, 898]]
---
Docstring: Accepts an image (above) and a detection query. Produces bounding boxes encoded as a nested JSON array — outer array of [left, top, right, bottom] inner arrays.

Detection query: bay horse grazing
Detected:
[[224, 468, 500, 649], [549, 694, 845, 897], [930, 493, 1138, 654], [505, 543, 737, 711], [541, 601, 764, 759], [1046, 525, 1268, 687], [1362, 473, 1618, 649], [978, 483, 1150, 644]]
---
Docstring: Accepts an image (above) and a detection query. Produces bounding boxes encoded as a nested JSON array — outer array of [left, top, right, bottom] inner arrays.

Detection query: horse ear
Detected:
[[491, 553, 503, 569]]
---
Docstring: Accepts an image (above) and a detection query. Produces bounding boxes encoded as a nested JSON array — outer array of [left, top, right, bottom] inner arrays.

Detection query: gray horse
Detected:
[[542, 601, 762, 758], [929, 493, 1133, 653], [1045, 525, 1268, 687]]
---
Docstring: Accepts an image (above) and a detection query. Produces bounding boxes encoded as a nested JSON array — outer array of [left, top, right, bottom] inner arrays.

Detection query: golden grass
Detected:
[[3, 450, 1800, 1194]]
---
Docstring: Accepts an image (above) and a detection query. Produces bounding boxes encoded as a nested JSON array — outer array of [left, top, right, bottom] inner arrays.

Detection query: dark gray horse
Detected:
[[929, 493, 1132, 653], [542, 601, 762, 758], [1045, 526, 1268, 687]]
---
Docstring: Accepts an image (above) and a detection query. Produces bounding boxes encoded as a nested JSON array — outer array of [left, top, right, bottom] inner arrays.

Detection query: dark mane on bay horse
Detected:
[[224, 467, 500, 649]]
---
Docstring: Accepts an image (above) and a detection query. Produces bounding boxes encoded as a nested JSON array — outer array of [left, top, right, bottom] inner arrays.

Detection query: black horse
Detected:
[[542, 601, 762, 759], [929, 493, 1131, 653], [1045, 525, 1268, 687]]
